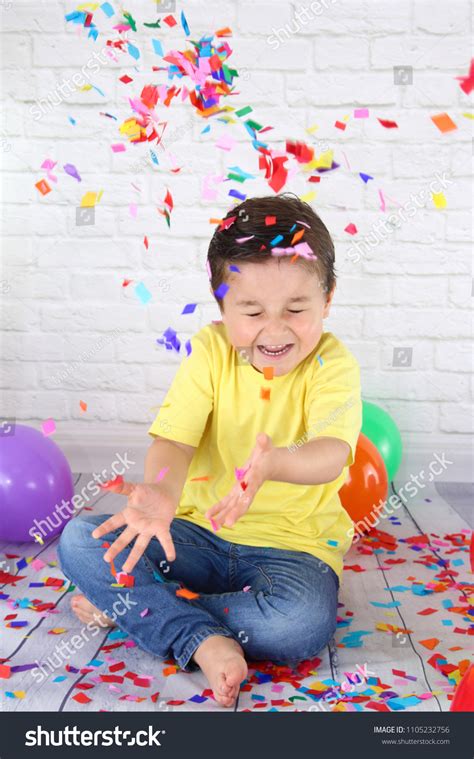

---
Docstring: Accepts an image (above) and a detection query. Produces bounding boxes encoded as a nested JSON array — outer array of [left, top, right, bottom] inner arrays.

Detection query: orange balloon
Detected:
[[339, 433, 388, 532]]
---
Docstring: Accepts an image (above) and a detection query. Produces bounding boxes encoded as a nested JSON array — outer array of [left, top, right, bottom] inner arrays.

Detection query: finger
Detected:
[[155, 529, 176, 563], [100, 477, 136, 497], [91, 512, 127, 540], [103, 526, 138, 564], [121, 534, 152, 574], [205, 495, 232, 520]]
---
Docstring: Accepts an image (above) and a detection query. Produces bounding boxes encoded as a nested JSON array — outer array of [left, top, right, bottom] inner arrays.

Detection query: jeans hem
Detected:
[[177, 626, 236, 673]]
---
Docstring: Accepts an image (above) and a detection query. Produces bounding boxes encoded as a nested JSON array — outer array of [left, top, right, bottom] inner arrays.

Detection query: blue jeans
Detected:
[[57, 514, 339, 673]]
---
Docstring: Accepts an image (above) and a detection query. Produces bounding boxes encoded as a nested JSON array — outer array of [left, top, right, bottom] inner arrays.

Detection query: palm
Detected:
[[91, 482, 177, 572]]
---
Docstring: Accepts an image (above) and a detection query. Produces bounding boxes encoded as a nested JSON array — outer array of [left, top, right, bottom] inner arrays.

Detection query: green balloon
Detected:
[[361, 401, 403, 481]]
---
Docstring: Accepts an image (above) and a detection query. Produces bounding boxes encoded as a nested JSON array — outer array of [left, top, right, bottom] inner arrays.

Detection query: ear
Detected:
[[322, 283, 336, 319]]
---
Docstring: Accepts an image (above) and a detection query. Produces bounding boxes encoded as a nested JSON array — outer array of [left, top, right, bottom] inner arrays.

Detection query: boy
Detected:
[[58, 193, 362, 708]]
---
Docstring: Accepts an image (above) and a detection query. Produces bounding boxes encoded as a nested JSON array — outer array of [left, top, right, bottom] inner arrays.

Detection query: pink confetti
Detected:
[[242, 585, 251, 592], [140, 608, 150, 617], [210, 518, 218, 532], [129, 203, 138, 218], [344, 223, 358, 235], [155, 466, 169, 483], [111, 143, 126, 152], [354, 108, 369, 118], [378, 189, 386, 212], [41, 418, 56, 436]]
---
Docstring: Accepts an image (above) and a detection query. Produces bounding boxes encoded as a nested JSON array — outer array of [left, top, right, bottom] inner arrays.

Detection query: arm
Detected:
[[267, 436, 351, 486], [144, 436, 196, 506]]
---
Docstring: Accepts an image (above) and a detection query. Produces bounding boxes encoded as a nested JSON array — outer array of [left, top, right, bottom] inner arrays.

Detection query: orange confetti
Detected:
[[79, 400, 87, 412], [35, 179, 51, 196], [176, 587, 199, 600], [260, 387, 271, 401], [263, 366, 274, 380], [190, 475, 212, 482], [431, 112, 457, 133], [290, 228, 305, 245], [419, 638, 440, 650]]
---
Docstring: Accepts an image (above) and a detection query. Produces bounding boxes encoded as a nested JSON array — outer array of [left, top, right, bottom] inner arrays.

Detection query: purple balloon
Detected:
[[0, 424, 74, 543]]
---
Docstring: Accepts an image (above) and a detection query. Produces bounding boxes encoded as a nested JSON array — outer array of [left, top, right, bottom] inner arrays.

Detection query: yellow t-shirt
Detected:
[[148, 322, 362, 579]]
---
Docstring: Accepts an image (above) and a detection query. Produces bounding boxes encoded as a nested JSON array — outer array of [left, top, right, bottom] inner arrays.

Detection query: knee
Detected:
[[57, 517, 103, 570], [249, 596, 337, 661]]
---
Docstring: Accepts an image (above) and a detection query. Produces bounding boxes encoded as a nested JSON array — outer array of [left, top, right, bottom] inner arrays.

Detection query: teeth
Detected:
[[259, 344, 291, 356]]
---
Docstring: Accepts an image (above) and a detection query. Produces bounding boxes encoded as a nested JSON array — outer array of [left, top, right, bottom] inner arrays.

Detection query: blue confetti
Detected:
[[270, 234, 284, 246], [135, 282, 152, 305], [152, 38, 163, 56], [181, 303, 197, 315], [100, 1, 114, 17], [127, 42, 140, 60], [181, 10, 190, 36], [214, 283, 229, 299]]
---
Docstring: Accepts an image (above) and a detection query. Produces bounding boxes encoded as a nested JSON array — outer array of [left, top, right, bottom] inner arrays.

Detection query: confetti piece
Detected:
[[431, 112, 457, 133], [176, 587, 199, 600], [377, 118, 398, 129], [260, 387, 271, 401], [119, 74, 133, 84], [41, 418, 56, 436], [152, 39, 164, 56], [111, 143, 126, 153], [263, 366, 274, 380], [214, 283, 229, 299], [135, 282, 152, 305], [432, 192, 447, 209], [354, 108, 369, 118], [455, 58, 474, 95], [359, 173, 373, 184], [344, 223, 357, 235], [180, 10, 190, 36], [99, 474, 124, 490], [63, 163, 81, 182], [140, 608, 150, 618], [243, 586, 251, 592], [115, 572, 135, 587], [0, 664, 11, 679], [181, 303, 197, 315], [419, 638, 440, 650], [210, 518, 218, 532], [79, 400, 87, 412], [155, 466, 169, 483], [35, 179, 51, 196]]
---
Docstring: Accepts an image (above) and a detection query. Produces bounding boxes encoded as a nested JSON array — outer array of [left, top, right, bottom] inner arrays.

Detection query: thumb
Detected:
[[256, 432, 271, 449]]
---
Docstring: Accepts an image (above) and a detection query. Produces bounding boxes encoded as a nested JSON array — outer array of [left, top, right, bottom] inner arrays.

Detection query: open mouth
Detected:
[[257, 343, 294, 359]]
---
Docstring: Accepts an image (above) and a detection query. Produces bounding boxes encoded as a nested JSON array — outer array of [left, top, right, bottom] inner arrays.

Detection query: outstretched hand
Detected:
[[91, 478, 177, 572], [205, 433, 275, 530]]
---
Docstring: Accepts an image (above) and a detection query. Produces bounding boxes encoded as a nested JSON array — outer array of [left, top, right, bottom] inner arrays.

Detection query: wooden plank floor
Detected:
[[1, 474, 471, 712]]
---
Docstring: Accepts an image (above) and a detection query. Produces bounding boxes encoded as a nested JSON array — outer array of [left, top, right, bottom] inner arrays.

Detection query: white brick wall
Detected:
[[1, 0, 473, 466]]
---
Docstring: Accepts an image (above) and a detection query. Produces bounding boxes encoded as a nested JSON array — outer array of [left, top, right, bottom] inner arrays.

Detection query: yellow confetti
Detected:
[[48, 628, 67, 635], [300, 190, 317, 204], [80, 191, 98, 208], [432, 192, 447, 209]]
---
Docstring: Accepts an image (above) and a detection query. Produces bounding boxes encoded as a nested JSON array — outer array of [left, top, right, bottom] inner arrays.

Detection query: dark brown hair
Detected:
[[207, 193, 336, 309]]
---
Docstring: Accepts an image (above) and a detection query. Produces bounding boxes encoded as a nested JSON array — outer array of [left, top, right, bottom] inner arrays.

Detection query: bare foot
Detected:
[[192, 635, 248, 708], [71, 593, 116, 628]]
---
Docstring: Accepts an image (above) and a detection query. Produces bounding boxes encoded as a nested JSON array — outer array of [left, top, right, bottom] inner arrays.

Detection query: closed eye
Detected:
[[246, 310, 305, 317]]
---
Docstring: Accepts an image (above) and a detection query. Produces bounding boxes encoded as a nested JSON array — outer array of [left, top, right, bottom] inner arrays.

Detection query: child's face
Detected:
[[215, 258, 335, 376]]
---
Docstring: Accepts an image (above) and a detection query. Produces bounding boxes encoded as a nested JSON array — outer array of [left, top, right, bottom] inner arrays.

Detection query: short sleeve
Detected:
[[305, 351, 362, 468], [147, 329, 214, 447]]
